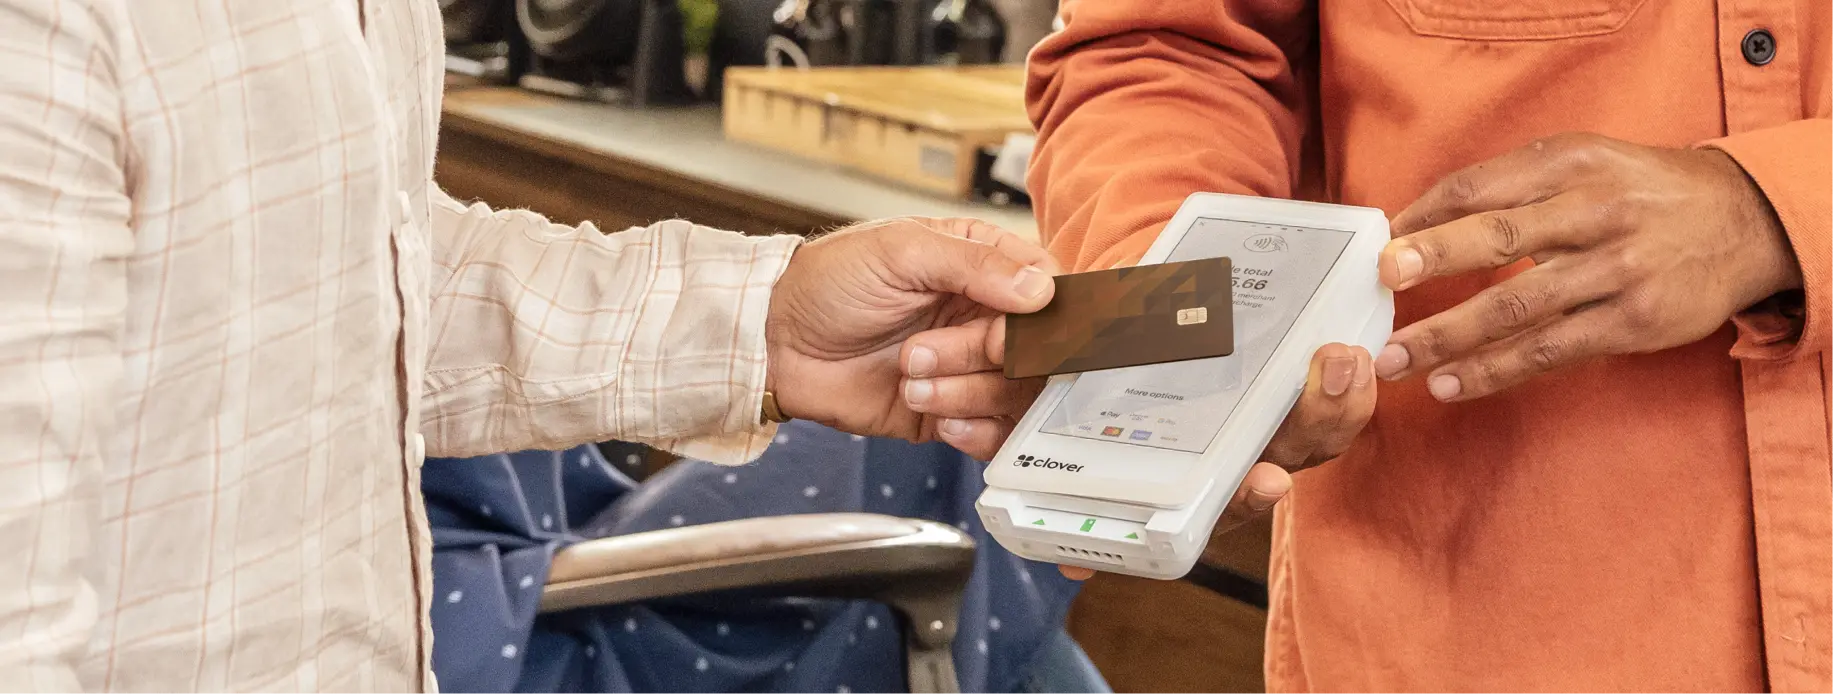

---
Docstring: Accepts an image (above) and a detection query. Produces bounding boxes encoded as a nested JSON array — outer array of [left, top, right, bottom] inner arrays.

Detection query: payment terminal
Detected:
[[976, 193, 1394, 579]]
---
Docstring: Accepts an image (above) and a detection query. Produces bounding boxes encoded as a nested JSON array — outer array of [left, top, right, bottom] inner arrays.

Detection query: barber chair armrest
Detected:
[[540, 513, 975, 693]]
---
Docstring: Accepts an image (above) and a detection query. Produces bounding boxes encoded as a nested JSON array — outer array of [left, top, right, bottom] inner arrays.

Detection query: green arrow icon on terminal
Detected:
[[1031, 519, 1046, 526], [1079, 518, 1096, 532], [1124, 532, 1139, 540]]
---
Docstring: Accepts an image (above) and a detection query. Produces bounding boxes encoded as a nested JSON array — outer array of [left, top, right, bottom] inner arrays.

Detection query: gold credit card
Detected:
[[1004, 257, 1234, 379]]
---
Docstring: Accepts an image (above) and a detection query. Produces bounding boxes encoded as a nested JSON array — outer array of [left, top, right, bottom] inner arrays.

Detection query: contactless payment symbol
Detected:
[[1129, 430, 1152, 441], [1100, 426, 1124, 437], [1245, 233, 1288, 253]]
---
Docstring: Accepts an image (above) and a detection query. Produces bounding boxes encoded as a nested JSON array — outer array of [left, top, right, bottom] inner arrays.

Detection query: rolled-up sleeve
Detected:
[[421, 188, 801, 464]]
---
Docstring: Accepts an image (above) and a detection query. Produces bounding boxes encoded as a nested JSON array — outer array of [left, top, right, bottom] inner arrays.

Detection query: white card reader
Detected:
[[976, 193, 1394, 580]]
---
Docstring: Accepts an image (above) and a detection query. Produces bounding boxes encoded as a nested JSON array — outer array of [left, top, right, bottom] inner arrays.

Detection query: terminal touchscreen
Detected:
[[976, 193, 1393, 579], [1035, 217, 1353, 456]]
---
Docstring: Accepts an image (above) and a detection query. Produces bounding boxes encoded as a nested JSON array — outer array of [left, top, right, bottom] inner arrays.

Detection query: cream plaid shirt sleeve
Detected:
[[0, 0, 801, 688], [0, 3, 133, 688], [422, 189, 802, 463]]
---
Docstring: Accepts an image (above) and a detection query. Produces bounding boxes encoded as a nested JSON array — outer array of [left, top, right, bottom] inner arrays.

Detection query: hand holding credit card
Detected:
[[1003, 257, 1235, 379]]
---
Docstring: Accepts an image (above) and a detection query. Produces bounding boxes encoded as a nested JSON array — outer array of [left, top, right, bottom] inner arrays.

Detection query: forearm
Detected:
[[421, 189, 800, 462]]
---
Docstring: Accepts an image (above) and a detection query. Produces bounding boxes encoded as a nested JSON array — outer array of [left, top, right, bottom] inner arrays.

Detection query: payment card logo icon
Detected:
[[1100, 426, 1124, 437], [1130, 430, 1153, 441]]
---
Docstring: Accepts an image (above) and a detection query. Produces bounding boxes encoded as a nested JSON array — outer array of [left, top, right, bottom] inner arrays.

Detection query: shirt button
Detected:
[[1742, 28, 1776, 66]]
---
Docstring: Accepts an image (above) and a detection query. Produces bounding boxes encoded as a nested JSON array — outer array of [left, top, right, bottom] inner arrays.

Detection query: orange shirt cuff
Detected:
[[1700, 118, 1832, 361]]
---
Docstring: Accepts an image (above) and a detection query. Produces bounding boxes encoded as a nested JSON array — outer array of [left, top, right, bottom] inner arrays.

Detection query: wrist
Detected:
[[1703, 148, 1803, 308], [1738, 202, 1802, 309], [761, 346, 793, 424], [762, 260, 798, 424]]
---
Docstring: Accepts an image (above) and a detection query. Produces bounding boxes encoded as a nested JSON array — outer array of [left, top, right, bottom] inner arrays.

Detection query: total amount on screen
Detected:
[[1231, 277, 1269, 290]]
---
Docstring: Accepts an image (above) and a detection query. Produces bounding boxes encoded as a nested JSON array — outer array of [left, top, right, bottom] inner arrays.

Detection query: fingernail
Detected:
[[1246, 488, 1282, 511], [1394, 247, 1423, 287], [1013, 266, 1051, 300], [1323, 356, 1355, 396], [904, 379, 934, 407], [907, 346, 937, 377], [1374, 343, 1410, 379], [1353, 350, 1373, 387], [1428, 373, 1462, 401], [939, 418, 970, 437]]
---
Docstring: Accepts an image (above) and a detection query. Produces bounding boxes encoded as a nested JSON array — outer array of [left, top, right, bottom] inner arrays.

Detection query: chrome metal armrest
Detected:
[[541, 513, 975, 693]]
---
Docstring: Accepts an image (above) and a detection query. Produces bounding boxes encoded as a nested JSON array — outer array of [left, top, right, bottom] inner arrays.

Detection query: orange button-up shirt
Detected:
[[1026, 0, 1829, 690]]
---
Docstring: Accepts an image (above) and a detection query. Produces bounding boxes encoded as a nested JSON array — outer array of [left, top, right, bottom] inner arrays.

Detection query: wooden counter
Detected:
[[434, 80, 1271, 693]]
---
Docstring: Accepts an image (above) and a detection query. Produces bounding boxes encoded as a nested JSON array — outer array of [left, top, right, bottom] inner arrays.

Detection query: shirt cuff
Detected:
[[655, 232, 801, 466], [1699, 119, 1832, 361]]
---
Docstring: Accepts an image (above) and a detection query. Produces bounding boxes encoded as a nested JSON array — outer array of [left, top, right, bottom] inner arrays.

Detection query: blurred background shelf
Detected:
[[723, 65, 1031, 199], [438, 76, 1038, 239]]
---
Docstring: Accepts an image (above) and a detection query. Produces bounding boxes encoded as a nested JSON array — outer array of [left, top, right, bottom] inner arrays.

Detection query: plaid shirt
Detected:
[[0, 0, 799, 689]]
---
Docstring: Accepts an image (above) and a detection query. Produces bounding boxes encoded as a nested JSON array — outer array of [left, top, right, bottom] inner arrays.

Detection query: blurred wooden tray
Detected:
[[722, 66, 1031, 200]]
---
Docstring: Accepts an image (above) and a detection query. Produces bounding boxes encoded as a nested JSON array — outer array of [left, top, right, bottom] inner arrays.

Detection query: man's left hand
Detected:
[[1373, 133, 1802, 401]]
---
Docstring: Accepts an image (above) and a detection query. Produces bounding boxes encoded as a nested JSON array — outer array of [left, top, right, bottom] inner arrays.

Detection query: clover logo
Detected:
[[1012, 454, 1084, 472]]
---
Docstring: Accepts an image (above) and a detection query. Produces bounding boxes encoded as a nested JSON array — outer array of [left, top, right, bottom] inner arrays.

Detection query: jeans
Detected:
[[1015, 628, 1112, 694]]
